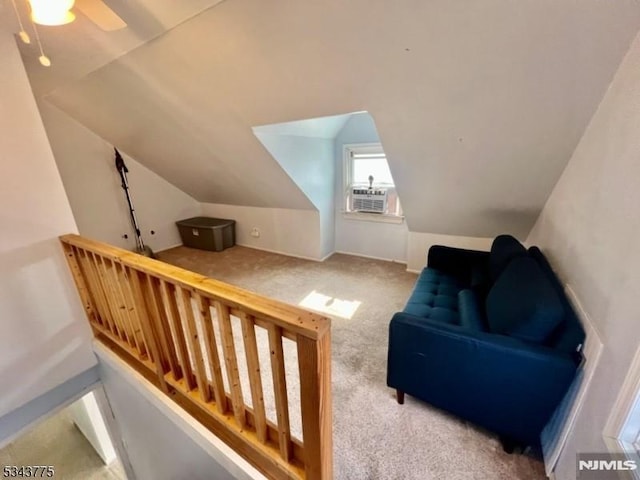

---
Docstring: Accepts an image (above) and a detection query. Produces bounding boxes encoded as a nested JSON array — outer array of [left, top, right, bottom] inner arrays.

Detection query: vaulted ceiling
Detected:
[[7, 0, 640, 236]]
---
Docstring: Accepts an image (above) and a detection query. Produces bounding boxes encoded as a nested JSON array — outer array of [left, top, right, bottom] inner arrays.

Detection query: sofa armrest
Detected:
[[427, 245, 489, 281], [387, 312, 579, 444]]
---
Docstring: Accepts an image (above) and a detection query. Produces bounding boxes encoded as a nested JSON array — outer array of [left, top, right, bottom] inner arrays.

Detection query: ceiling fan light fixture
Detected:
[[29, 0, 76, 26]]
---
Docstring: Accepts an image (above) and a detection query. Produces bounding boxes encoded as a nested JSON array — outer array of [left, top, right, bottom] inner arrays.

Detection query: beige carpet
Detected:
[[0, 409, 123, 480], [159, 245, 546, 480]]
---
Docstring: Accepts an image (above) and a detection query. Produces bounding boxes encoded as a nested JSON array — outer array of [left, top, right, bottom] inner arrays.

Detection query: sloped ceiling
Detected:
[[19, 0, 640, 235]]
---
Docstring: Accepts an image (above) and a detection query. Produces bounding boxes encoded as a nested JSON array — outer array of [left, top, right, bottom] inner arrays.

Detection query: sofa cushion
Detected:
[[489, 235, 527, 282], [528, 247, 586, 353], [458, 289, 486, 331], [485, 257, 564, 343], [403, 268, 461, 323]]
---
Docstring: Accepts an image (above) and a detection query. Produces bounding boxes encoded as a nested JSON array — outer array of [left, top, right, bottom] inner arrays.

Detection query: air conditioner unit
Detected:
[[351, 188, 388, 213]]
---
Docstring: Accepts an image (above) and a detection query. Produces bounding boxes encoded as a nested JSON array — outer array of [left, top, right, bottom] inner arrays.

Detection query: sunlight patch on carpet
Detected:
[[298, 290, 361, 319]]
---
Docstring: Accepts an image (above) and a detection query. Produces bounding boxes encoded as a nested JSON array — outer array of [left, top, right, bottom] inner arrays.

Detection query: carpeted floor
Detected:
[[0, 409, 123, 480], [159, 245, 546, 480]]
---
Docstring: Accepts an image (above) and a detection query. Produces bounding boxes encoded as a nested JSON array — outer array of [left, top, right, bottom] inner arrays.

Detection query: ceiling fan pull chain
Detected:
[[28, 19, 51, 67], [10, 0, 31, 44]]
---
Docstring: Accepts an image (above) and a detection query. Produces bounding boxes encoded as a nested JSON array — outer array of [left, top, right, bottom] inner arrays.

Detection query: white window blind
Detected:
[[350, 150, 394, 186]]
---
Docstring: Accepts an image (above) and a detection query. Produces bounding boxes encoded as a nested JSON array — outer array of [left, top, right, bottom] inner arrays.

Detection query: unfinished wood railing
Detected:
[[60, 234, 332, 480]]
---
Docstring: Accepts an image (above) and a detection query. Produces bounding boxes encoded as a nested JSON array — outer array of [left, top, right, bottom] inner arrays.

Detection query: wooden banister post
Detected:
[[297, 332, 332, 480]]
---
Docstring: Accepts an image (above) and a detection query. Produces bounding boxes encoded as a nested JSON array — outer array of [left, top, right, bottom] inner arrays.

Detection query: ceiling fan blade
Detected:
[[75, 0, 127, 31]]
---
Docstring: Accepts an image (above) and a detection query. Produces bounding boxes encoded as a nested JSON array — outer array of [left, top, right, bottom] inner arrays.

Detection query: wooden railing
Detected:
[[60, 234, 332, 480]]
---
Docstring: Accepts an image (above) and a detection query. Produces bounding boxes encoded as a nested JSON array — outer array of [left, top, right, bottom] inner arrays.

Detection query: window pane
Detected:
[[352, 157, 394, 185]]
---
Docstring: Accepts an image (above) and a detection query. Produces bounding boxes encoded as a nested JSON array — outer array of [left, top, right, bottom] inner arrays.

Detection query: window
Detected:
[[352, 153, 394, 186], [343, 144, 403, 221]]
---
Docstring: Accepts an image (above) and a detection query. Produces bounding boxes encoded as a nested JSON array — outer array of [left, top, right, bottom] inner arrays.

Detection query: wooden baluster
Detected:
[[96, 256, 128, 342], [267, 324, 292, 461], [115, 262, 146, 357], [85, 251, 119, 336], [107, 258, 136, 345], [76, 248, 109, 329], [121, 266, 150, 358], [83, 251, 112, 335], [216, 302, 246, 428], [195, 294, 227, 413], [239, 312, 267, 443], [160, 281, 194, 390], [142, 275, 181, 380], [128, 269, 168, 392], [120, 266, 149, 358], [177, 287, 210, 402], [298, 333, 332, 480], [91, 253, 124, 338], [61, 244, 98, 327], [105, 259, 137, 349]]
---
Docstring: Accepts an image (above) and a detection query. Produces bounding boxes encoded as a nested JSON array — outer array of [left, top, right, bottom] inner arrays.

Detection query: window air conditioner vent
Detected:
[[351, 188, 388, 213]]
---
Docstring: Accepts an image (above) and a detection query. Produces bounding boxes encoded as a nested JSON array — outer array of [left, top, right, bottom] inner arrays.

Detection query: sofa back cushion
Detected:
[[528, 247, 586, 353], [486, 257, 564, 343], [489, 235, 527, 282]]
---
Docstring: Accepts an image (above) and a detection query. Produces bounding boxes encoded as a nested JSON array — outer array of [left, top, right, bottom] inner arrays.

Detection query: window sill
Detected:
[[342, 211, 405, 224]]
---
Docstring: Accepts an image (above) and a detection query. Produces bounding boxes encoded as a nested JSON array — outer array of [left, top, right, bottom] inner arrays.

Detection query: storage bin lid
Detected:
[[176, 216, 235, 228]]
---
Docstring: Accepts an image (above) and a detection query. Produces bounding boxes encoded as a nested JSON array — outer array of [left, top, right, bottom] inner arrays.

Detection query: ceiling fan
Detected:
[[27, 0, 126, 31], [9, 0, 127, 65]]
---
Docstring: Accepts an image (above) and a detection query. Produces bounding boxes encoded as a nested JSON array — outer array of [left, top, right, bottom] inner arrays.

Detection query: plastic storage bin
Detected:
[[176, 217, 236, 252]]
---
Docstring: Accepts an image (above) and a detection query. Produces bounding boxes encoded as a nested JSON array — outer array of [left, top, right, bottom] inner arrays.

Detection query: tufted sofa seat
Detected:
[[403, 269, 461, 322]]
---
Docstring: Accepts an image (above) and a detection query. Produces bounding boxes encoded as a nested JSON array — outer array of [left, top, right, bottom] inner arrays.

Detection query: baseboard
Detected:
[[235, 243, 324, 262], [334, 250, 407, 265], [156, 242, 334, 263], [154, 243, 183, 254], [157, 242, 406, 266], [405, 268, 421, 274], [319, 251, 335, 262]]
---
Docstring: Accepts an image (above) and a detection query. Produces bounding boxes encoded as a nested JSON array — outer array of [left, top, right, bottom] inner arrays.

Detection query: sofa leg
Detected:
[[396, 390, 405, 405], [499, 436, 521, 454]]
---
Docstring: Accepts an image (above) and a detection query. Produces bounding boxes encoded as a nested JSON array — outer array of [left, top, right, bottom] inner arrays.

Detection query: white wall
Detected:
[[201, 203, 322, 260], [253, 132, 335, 257], [68, 391, 117, 465], [526, 31, 640, 480], [334, 113, 409, 262], [0, 32, 96, 418], [406, 232, 493, 272], [333, 114, 495, 268], [39, 102, 201, 252]]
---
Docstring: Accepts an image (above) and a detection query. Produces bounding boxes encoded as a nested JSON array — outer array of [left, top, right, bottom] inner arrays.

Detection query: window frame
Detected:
[[342, 143, 404, 223], [603, 346, 640, 477]]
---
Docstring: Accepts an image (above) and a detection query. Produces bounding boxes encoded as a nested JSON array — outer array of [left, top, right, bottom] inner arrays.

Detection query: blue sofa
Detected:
[[386, 235, 584, 449]]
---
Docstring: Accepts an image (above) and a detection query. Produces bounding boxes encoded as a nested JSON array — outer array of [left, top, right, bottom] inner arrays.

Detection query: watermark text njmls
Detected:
[[577, 453, 639, 479]]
